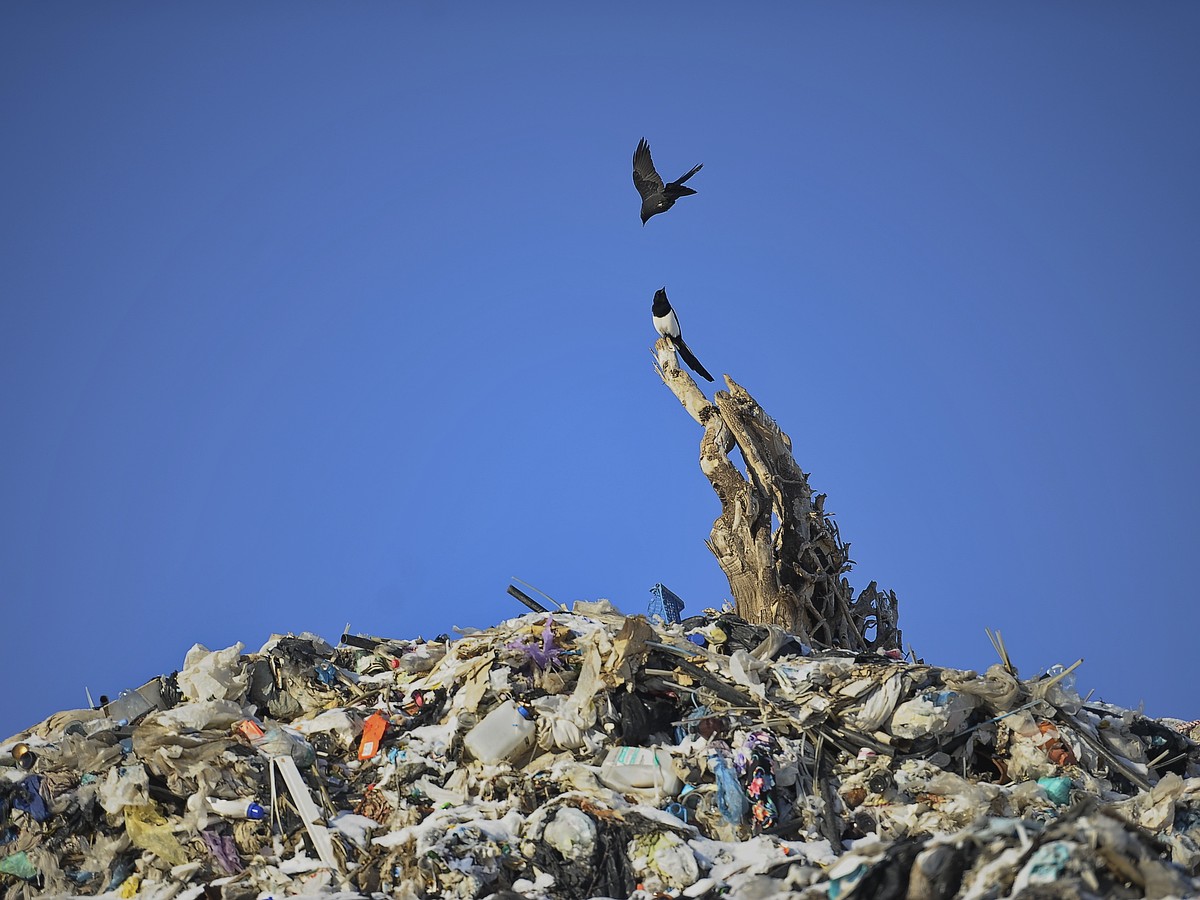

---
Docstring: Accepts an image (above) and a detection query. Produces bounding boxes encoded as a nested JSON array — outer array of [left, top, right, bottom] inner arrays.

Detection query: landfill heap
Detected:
[[4, 600, 1200, 900]]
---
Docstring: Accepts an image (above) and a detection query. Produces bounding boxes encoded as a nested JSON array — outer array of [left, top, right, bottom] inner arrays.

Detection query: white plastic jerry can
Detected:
[[463, 699, 537, 764], [598, 745, 682, 795]]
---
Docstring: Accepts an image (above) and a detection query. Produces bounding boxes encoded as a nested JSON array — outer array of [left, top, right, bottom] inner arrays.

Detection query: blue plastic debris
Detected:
[[711, 754, 749, 824], [1025, 841, 1072, 883], [1038, 776, 1072, 806], [649, 583, 686, 624], [315, 660, 338, 685], [12, 776, 49, 822]]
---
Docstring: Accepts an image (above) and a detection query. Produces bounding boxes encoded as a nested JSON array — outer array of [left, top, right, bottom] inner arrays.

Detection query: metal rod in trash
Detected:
[[507, 585, 548, 613], [511, 577, 562, 610]]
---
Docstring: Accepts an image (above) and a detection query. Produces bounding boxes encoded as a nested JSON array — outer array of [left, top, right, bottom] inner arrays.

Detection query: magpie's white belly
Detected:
[[652, 311, 680, 339]]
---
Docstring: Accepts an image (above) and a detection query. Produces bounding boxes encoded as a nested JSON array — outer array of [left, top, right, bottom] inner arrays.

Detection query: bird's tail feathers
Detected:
[[668, 185, 698, 198], [675, 163, 703, 184], [675, 338, 715, 382]]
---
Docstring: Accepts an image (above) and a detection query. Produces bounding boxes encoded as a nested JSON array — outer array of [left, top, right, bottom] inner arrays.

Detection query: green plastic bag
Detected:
[[0, 851, 38, 880]]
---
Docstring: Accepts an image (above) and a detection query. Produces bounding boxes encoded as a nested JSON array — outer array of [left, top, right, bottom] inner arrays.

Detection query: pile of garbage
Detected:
[[4, 593, 1199, 899]]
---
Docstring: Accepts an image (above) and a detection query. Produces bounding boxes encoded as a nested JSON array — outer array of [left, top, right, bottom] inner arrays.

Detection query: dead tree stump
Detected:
[[654, 336, 901, 652]]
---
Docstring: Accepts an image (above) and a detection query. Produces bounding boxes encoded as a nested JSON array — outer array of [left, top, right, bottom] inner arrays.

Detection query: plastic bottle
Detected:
[[463, 700, 536, 764], [206, 797, 266, 820]]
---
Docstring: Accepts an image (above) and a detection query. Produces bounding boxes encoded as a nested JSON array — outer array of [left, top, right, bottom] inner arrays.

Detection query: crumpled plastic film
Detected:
[[890, 689, 978, 739], [177, 642, 250, 703], [123, 802, 189, 866], [98, 764, 150, 814], [629, 830, 700, 890]]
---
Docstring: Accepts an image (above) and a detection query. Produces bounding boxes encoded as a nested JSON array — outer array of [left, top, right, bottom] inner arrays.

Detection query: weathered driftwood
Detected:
[[654, 337, 901, 651]]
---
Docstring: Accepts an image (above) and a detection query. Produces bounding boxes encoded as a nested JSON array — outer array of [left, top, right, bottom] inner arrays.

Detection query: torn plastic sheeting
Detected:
[[144, 697, 245, 732], [630, 829, 701, 890], [890, 689, 977, 739], [771, 658, 836, 697], [688, 833, 835, 890], [252, 723, 317, 767], [411, 775, 465, 806], [451, 650, 497, 715], [841, 670, 908, 733], [35, 728, 123, 774], [99, 764, 149, 814], [1114, 770, 1187, 831], [946, 662, 1024, 709], [132, 722, 238, 790], [289, 707, 363, 747], [542, 805, 597, 860], [608, 614, 657, 685], [727, 649, 769, 700], [177, 642, 249, 703]]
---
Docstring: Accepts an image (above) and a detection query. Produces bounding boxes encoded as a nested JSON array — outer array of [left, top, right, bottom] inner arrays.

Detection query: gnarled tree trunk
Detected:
[[654, 337, 901, 652]]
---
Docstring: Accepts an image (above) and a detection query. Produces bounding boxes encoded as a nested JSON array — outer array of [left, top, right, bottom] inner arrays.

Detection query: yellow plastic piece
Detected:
[[124, 803, 188, 866]]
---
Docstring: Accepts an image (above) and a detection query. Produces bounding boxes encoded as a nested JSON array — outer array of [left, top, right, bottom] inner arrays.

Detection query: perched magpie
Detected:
[[633, 138, 703, 225], [652, 288, 714, 382]]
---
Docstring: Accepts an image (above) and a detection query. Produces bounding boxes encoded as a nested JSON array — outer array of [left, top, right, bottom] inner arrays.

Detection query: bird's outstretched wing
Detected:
[[633, 138, 664, 200]]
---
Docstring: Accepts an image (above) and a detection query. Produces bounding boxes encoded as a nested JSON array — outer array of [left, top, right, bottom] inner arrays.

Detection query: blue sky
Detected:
[[3, 4, 1198, 739]]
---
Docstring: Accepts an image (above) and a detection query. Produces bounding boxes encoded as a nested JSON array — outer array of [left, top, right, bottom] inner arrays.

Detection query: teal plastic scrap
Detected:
[[0, 851, 38, 880], [827, 860, 868, 899], [1037, 776, 1072, 806], [1026, 842, 1072, 884]]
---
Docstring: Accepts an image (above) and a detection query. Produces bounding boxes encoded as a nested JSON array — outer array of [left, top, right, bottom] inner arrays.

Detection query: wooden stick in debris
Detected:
[[1039, 658, 1084, 690], [986, 628, 1015, 675]]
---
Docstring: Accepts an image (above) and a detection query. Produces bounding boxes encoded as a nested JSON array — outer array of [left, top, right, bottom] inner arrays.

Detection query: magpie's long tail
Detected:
[[675, 337, 714, 382], [675, 163, 703, 185]]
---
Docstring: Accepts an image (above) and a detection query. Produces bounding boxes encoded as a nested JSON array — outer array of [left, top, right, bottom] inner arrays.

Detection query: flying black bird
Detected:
[[652, 288, 714, 382], [633, 138, 703, 225]]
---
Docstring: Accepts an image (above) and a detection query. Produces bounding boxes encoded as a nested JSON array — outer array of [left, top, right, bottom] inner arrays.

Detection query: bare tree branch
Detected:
[[654, 337, 901, 651]]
